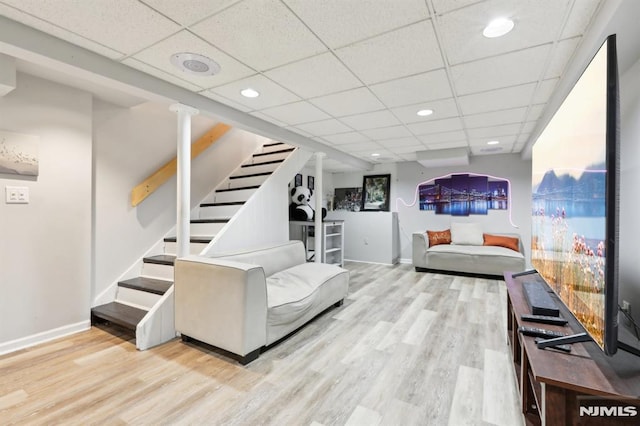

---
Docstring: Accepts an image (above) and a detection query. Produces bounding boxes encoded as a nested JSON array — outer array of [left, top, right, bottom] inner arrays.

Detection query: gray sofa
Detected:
[[174, 241, 349, 364], [412, 232, 526, 277]]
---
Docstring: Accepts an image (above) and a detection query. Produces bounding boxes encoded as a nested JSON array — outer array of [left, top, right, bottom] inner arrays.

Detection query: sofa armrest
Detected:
[[174, 255, 268, 357], [412, 232, 428, 267]]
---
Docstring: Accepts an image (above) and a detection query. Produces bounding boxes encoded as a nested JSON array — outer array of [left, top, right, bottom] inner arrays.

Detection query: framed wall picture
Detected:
[[361, 174, 391, 212], [308, 175, 315, 191], [294, 173, 303, 187]]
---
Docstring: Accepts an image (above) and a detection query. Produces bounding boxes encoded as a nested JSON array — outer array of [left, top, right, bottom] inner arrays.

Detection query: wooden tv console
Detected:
[[505, 272, 640, 426]]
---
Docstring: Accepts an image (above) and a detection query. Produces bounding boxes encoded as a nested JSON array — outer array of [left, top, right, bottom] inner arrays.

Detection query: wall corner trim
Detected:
[[0, 320, 91, 356]]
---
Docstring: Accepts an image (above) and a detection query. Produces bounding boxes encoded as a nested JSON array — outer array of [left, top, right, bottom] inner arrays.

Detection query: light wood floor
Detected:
[[0, 262, 524, 426]]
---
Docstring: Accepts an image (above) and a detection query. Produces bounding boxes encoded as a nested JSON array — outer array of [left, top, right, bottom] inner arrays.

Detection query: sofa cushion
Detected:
[[451, 222, 483, 245], [427, 243, 523, 258], [427, 229, 451, 247], [483, 233, 520, 252]]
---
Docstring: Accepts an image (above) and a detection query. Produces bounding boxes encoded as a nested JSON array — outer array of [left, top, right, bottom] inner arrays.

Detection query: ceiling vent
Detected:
[[170, 53, 220, 76], [416, 148, 469, 169]]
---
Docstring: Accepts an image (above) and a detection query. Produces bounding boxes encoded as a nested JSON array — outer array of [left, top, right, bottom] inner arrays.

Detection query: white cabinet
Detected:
[[289, 220, 344, 266]]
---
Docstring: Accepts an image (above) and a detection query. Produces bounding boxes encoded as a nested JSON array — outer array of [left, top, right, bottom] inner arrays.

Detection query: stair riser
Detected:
[[211, 188, 257, 203], [190, 221, 227, 235], [251, 150, 292, 162], [224, 174, 269, 188], [141, 263, 174, 281], [116, 287, 162, 310], [164, 241, 209, 255], [199, 204, 242, 219], [235, 162, 281, 176], [259, 144, 291, 154]]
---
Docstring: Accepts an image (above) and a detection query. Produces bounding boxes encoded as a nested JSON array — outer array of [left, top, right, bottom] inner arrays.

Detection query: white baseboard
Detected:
[[0, 320, 91, 356], [399, 258, 412, 264], [344, 258, 397, 266]]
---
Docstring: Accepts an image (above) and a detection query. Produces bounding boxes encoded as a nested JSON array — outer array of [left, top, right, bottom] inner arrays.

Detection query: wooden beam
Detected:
[[131, 123, 232, 207]]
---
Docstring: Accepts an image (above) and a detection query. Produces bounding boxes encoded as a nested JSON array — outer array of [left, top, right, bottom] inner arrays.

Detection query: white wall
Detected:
[[329, 157, 531, 264], [619, 55, 640, 325], [93, 101, 260, 301], [0, 74, 92, 352]]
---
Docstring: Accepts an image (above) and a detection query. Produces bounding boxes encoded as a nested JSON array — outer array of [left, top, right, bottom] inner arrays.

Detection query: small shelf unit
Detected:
[[289, 220, 344, 266]]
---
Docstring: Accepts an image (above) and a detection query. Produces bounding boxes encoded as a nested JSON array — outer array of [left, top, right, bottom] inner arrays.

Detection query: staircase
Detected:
[[91, 141, 302, 350]]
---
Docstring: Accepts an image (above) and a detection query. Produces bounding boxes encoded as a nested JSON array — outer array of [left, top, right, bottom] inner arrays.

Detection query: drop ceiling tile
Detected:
[[250, 111, 288, 127], [1, 0, 181, 55], [141, 0, 237, 26], [438, 0, 569, 65], [384, 144, 425, 154], [431, 0, 484, 15], [561, 0, 601, 39], [545, 37, 581, 79], [407, 117, 463, 135], [399, 152, 418, 161], [284, 126, 314, 138], [310, 88, 384, 117], [210, 74, 300, 110], [450, 45, 550, 95], [467, 124, 520, 139], [521, 121, 537, 134], [294, 119, 353, 136], [340, 110, 400, 131], [191, 0, 326, 71], [132, 30, 254, 88], [533, 79, 558, 104], [0, 4, 124, 59], [378, 137, 422, 148], [391, 98, 459, 124], [260, 101, 330, 125], [339, 141, 383, 152], [336, 20, 443, 84], [201, 91, 253, 112], [426, 140, 469, 150], [463, 107, 527, 129], [526, 104, 545, 121], [370, 69, 452, 107], [322, 132, 371, 145], [417, 130, 467, 144], [517, 133, 531, 143], [283, 0, 429, 49], [458, 83, 537, 115], [123, 58, 202, 90], [265, 52, 362, 99], [361, 126, 412, 140]]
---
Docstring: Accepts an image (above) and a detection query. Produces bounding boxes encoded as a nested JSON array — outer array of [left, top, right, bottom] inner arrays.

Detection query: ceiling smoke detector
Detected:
[[170, 53, 220, 76]]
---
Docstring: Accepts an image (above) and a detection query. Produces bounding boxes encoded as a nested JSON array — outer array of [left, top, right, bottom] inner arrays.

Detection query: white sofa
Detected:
[[174, 241, 349, 364], [412, 223, 526, 277]]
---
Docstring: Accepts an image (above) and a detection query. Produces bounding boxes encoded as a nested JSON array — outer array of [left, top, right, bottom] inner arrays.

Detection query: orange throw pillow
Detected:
[[483, 233, 520, 252], [426, 229, 451, 247]]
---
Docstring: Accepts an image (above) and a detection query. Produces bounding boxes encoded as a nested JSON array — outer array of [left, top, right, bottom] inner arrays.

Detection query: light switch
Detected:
[[5, 186, 29, 204]]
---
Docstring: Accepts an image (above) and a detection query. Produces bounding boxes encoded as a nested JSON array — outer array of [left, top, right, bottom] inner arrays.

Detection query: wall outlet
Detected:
[[5, 186, 29, 204]]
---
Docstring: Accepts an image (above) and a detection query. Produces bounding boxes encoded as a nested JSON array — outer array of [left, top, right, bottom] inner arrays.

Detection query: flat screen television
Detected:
[[530, 34, 619, 355]]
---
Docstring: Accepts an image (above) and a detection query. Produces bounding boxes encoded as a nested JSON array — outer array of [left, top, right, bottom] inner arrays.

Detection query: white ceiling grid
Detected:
[[0, 0, 603, 170]]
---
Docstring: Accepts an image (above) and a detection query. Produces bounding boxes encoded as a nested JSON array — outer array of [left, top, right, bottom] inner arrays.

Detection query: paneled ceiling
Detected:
[[0, 0, 603, 170]]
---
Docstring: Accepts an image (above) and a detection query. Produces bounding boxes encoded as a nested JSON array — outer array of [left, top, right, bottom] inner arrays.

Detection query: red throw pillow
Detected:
[[426, 229, 451, 247], [483, 233, 520, 252]]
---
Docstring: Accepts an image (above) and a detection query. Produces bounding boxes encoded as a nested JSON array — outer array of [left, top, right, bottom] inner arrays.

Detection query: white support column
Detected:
[[314, 152, 325, 263], [169, 103, 199, 258]]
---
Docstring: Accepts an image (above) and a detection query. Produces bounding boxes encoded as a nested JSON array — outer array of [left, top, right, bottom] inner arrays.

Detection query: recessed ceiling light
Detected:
[[417, 109, 434, 117], [371, 153, 380, 157], [487, 140, 500, 145], [240, 88, 260, 98], [483, 18, 514, 38], [170, 53, 220, 76]]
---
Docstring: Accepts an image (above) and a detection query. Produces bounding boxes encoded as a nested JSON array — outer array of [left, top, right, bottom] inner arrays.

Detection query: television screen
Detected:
[[531, 35, 619, 355]]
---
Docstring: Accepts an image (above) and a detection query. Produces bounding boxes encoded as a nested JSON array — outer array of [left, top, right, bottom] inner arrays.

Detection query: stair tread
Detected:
[[263, 142, 284, 147], [191, 218, 230, 223], [119, 277, 173, 295], [253, 147, 294, 157], [91, 302, 147, 330], [200, 201, 245, 207], [216, 185, 260, 193], [164, 236, 212, 243], [229, 171, 272, 179], [241, 159, 284, 168], [143, 254, 176, 265]]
